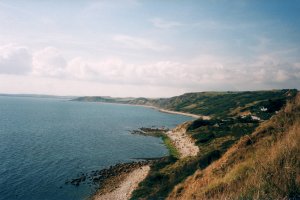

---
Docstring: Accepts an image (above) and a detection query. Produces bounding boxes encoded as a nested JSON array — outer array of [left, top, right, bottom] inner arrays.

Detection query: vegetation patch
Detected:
[[131, 151, 222, 200], [168, 93, 300, 200], [161, 135, 180, 158]]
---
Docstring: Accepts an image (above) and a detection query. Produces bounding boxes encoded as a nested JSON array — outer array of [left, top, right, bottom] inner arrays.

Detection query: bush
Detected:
[[187, 119, 213, 131]]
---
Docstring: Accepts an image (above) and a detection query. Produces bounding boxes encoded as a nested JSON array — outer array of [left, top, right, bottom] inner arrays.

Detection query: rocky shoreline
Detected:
[[130, 125, 199, 158], [67, 124, 198, 200], [64, 127, 172, 200], [65, 160, 151, 189], [130, 127, 169, 137], [93, 165, 151, 200]]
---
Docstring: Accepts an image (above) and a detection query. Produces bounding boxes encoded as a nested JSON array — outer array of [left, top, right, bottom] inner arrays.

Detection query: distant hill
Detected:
[[73, 89, 297, 119]]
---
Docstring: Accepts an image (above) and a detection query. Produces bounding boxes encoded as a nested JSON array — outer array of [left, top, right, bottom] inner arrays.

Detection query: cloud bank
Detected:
[[0, 45, 32, 75], [1, 44, 299, 95]]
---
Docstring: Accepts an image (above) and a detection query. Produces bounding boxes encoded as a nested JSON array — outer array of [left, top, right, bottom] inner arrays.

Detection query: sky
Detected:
[[0, 0, 300, 97]]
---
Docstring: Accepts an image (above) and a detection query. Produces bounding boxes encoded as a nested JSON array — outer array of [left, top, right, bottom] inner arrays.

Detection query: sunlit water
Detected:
[[0, 96, 192, 200]]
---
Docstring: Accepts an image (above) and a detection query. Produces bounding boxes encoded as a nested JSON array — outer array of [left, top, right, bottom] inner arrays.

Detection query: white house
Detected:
[[260, 107, 268, 112], [251, 115, 261, 121]]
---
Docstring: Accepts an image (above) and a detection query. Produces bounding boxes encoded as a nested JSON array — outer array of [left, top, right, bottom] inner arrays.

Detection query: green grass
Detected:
[[186, 118, 259, 156], [161, 135, 180, 158]]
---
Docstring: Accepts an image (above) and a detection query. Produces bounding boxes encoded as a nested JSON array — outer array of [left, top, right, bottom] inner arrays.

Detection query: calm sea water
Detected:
[[0, 96, 192, 200]]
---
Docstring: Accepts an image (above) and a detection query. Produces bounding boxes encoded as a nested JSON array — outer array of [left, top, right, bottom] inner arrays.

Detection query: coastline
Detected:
[[157, 108, 210, 120], [93, 165, 150, 200], [91, 121, 200, 199], [87, 99, 202, 200], [75, 100, 210, 120], [128, 103, 210, 119]]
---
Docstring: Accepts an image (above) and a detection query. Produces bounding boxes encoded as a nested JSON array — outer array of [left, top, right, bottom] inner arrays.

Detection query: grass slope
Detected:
[[130, 90, 298, 199], [74, 90, 298, 199], [168, 92, 300, 199]]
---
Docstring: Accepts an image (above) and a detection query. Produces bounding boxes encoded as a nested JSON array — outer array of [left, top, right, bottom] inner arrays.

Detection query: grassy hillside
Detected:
[[139, 90, 296, 118], [168, 92, 300, 199], [73, 89, 297, 118], [74, 90, 299, 199], [130, 90, 298, 199]]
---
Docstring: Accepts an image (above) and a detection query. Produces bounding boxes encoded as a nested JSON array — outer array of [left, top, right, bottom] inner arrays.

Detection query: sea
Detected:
[[0, 96, 193, 200]]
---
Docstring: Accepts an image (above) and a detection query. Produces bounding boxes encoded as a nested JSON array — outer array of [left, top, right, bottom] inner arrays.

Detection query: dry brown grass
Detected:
[[168, 92, 300, 200], [248, 124, 300, 199]]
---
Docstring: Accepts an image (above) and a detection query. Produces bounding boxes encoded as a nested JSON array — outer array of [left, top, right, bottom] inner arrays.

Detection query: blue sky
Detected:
[[0, 0, 299, 97]]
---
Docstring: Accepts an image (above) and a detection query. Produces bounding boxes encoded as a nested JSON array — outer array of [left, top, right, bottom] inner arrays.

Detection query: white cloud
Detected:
[[0, 44, 32, 75], [275, 70, 289, 82], [113, 35, 171, 51], [150, 18, 182, 29], [180, 54, 300, 89], [32, 47, 66, 77], [66, 57, 93, 80], [0, 44, 299, 96]]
